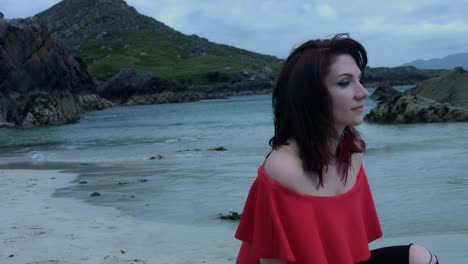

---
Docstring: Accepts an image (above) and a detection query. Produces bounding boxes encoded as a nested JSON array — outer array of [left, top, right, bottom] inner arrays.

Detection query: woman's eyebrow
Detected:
[[336, 72, 362, 79]]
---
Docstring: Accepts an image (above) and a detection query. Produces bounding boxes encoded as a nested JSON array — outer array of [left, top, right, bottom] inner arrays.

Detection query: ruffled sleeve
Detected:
[[235, 175, 296, 262]]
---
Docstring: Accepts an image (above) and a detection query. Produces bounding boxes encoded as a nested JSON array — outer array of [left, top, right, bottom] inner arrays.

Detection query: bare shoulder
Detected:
[[264, 144, 304, 189]]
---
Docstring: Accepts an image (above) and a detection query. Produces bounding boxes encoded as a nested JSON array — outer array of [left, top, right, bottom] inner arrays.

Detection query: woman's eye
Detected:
[[337, 80, 350, 87]]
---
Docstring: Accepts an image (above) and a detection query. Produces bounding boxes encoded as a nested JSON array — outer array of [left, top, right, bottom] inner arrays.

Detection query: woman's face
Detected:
[[325, 54, 369, 129]]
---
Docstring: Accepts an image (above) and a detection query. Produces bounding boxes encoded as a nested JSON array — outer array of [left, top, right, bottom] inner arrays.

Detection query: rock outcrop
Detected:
[[369, 82, 402, 102], [97, 68, 273, 105], [406, 67, 468, 108], [97, 69, 204, 105], [364, 95, 468, 124], [0, 18, 112, 127]]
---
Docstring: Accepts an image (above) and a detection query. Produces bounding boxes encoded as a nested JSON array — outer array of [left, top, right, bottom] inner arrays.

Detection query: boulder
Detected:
[[365, 95, 468, 124], [369, 82, 402, 102], [218, 211, 241, 221]]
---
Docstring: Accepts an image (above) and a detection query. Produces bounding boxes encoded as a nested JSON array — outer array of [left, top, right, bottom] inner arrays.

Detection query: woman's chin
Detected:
[[350, 117, 364, 126]]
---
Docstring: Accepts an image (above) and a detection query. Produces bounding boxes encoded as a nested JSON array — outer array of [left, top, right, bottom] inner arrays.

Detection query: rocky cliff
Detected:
[[0, 17, 112, 127]]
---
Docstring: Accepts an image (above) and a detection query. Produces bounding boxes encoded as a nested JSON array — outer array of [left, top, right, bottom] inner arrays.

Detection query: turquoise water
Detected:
[[1, 91, 467, 238]]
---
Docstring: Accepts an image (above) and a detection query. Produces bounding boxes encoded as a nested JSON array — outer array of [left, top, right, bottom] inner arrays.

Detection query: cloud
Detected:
[[315, 4, 336, 20], [359, 17, 468, 35]]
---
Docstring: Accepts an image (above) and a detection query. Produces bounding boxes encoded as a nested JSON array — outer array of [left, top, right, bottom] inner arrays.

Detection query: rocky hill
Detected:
[[0, 17, 111, 127], [35, 0, 280, 83], [406, 67, 468, 108]]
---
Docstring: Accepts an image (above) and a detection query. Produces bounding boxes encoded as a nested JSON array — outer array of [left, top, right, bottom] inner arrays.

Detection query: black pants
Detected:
[[359, 244, 439, 264]]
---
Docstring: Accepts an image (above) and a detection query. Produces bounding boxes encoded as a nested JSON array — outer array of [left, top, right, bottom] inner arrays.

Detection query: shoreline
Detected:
[[1, 168, 467, 263]]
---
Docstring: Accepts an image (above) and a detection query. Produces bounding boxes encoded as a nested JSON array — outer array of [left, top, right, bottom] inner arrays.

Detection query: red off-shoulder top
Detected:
[[235, 160, 382, 264]]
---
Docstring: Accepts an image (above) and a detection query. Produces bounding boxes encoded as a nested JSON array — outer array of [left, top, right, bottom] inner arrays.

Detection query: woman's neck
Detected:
[[329, 125, 345, 155]]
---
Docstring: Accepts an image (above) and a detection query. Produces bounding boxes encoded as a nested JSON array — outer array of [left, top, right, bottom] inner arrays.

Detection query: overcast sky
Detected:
[[1, 0, 468, 67]]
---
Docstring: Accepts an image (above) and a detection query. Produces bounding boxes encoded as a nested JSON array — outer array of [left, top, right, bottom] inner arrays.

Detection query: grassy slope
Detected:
[[73, 32, 280, 82]]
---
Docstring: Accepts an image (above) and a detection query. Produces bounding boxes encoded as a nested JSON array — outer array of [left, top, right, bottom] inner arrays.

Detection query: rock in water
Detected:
[[218, 211, 241, 220], [365, 95, 468, 124], [209, 146, 227, 151], [369, 82, 402, 102]]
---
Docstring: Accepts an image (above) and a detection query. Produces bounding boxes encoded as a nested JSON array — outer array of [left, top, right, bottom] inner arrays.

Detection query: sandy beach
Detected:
[[1, 169, 467, 263], [0, 169, 240, 264]]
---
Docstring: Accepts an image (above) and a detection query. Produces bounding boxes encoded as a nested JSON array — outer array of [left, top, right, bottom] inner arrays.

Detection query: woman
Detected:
[[235, 34, 438, 264]]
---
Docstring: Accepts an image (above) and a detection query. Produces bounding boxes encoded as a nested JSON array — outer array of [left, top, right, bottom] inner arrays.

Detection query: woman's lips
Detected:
[[351, 105, 364, 111]]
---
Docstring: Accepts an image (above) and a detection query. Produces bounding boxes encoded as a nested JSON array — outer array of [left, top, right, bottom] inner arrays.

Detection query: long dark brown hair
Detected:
[[269, 33, 367, 187]]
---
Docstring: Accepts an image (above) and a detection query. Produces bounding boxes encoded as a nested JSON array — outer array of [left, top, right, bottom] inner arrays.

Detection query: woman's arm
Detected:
[[260, 259, 287, 264]]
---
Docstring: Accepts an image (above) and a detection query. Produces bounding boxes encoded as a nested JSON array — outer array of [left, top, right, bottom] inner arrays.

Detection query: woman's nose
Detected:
[[356, 82, 369, 99]]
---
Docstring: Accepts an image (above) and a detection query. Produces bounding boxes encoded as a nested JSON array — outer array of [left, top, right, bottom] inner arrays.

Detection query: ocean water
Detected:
[[1, 88, 467, 238]]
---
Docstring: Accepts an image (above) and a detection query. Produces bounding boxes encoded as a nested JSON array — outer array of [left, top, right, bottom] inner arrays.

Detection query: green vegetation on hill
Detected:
[[36, 0, 280, 83], [72, 34, 279, 82]]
